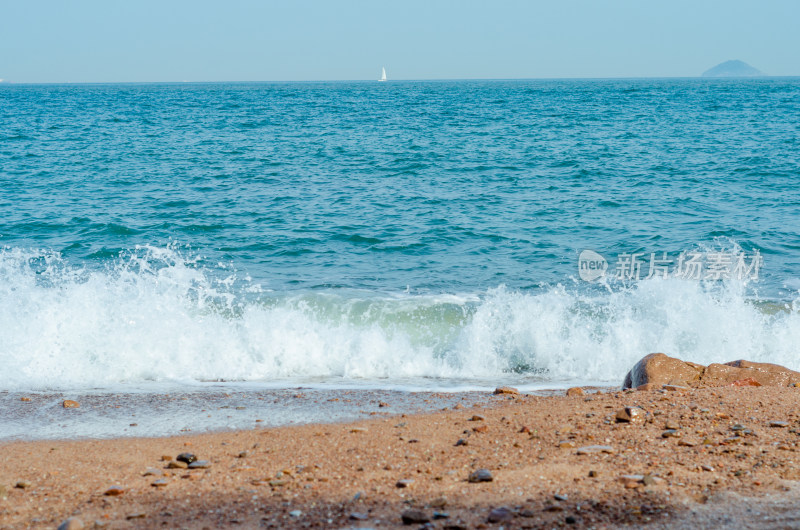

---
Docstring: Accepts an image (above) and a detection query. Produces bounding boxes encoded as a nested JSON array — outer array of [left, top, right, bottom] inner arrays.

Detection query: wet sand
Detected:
[[3, 385, 800, 528]]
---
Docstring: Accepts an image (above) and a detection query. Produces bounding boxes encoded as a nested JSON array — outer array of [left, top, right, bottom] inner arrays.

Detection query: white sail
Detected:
[[379, 67, 387, 81]]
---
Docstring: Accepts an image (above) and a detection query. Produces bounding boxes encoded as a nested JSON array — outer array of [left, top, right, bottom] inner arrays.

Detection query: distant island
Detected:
[[702, 60, 765, 78]]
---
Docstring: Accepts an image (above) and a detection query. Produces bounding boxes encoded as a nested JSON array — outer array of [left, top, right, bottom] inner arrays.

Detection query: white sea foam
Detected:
[[1, 246, 799, 391]]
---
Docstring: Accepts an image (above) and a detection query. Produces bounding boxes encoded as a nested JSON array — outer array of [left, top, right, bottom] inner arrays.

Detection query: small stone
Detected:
[[289, 510, 302, 517], [396, 479, 414, 488], [554, 493, 568, 501], [378, 401, 389, 407], [487, 507, 513, 523], [470, 415, 485, 421], [15, 481, 32, 489], [770, 421, 789, 428], [544, 504, 564, 512], [103, 486, 125, 496], [566, 387, 584, 397], [188, 460, 210, 469], [615, 407, 645, 424], [176, 452, 196, 464], [566, 515, 578, 524], [429, 497, 448, 508], [678, 439, 696, 447], [468, 468, 493, 483], [167, 461, 188, 469], [663, 385, 689, 392], [160, 455, 172, 461], [142, 468, 162, 477], [151, 479, 168, 488], [664, 421, 680, 430], [576, 445, 614, 455], [636, 383, 659, 391], [731, 424, 746, 431], [62, 400, 80, 408], [558, 440, 577, 449], [472, 424, 488, 433], [520, 509, 536, 517], [350, 512, 369, 520], [433, 511, 449, 519], [619, 475, 645, 488], [494, 386, 519, 395], [662, 429, 681, 438], [57, 517, 85, 530], [642, 474, 657, 486], [701, 465, 714, 472], [238, 451, 249, 458], [730, 378, 761, 387], [455, 438, 468, 446], [20, 397, 31, 402], [350, 427, 367, 433], [401, 509, 430, 525], [126, 513, 146, 520], [588, 470, 599, 477]]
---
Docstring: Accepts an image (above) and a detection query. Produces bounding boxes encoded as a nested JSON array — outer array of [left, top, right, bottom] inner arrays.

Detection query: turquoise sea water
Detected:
[[2, 79, 800, 392]]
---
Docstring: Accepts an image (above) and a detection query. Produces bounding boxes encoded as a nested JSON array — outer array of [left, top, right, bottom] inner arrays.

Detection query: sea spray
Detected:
[[1, 246, 799, 390]]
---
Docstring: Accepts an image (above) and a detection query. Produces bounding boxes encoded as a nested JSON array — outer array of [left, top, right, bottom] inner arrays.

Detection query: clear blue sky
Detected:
[[2, 0, 798, 83]]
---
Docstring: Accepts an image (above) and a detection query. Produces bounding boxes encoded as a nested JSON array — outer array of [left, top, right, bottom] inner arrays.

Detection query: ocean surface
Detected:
[[2, 78, 800, 404]]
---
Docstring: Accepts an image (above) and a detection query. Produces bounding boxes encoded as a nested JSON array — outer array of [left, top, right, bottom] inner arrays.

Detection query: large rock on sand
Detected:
[[623, 353, 800, 389], [622, 353, 704, 388]]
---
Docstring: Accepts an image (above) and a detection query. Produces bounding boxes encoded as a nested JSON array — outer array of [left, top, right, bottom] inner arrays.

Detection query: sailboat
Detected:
[[378, 67, 387, 82]]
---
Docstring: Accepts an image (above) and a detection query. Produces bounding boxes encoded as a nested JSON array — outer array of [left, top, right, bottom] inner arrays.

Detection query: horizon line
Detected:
[[1, 75, 797, 85]]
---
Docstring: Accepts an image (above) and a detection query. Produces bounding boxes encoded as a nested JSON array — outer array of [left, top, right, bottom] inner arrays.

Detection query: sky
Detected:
[[1, 0, 799, 83]]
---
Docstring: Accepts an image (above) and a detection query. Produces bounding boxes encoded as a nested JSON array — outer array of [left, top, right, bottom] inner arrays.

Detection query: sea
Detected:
[[1, 78, 799, 439]]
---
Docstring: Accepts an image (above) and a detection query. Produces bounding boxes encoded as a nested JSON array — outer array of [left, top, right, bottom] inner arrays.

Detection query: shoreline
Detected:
[[3, 385, 800, 528]]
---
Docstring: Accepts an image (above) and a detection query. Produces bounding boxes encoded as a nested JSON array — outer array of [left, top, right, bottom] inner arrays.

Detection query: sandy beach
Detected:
[[3, 384, 800, 529]]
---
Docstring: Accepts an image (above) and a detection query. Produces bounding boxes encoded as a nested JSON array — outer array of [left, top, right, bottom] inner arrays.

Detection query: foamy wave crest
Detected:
[[1, 247, 799, 390]]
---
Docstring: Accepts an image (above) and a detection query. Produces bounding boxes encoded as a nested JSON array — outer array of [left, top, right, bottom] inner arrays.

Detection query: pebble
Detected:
[[350, 427, 368, 433], [558, 440, 577, 449], [126, 513, 146, 520], [566, 387, 584, 397], [15, 481, 32, 489], [468, 468, 493, 483], [664, 421, 680, 430], [396, 479, 414, 488], [615, 407, 645, 424], [433, 511, 449, 519], [663, 385, 689, 392], [576, 445, 614, 455], [554, 493, 568, 501], [103, 486, 125, 496], [588, 470, 599, 477], [429, 496, 448, 508], [160, 455, 172, 461], [289, 510, 302, 517], [470, 415, 485, 421], [57, 518, 85, 530], [167, 461, 188, 469], [770, 421, 789, 428], [238, 451, 249, 458], [176, 452, 197, 464], [472, 424, 488, 433], [494, 386, 519, 395], [662, 429, 681, 438], [618, 475, 645, 488], [20, 397, 31, 402], [487, 507, 513, 522], [62, 400, 80, 408], [151, 479, 168, 488], [142, 468, 162, 477], [455, 438, 468, 446], [350, 512, 369, 520], [678, 439, 696, 447], [401, 509, 430, 524], [188, 460, 211, 469], [378, 401, 389, 407]]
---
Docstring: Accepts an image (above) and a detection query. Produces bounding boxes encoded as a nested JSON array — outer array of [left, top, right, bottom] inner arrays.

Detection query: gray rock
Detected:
[[176, 453, 197, 464], [188, 460, 211, 469], [468, 468, 493, 483], [401, 509, 430, 524], [488, 507, 513, 522]]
